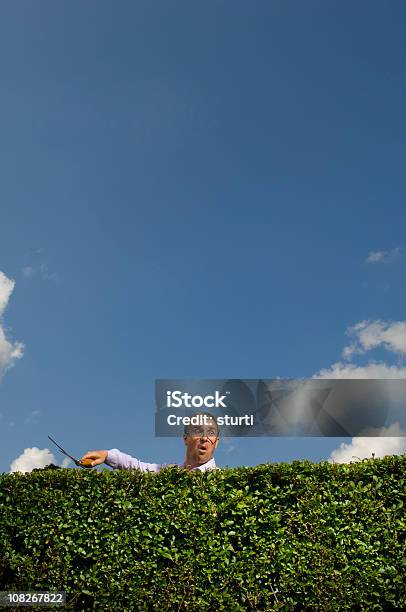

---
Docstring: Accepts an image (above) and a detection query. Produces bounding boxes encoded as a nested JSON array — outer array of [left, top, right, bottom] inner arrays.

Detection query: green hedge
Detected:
[[0, 455, 405, 611]]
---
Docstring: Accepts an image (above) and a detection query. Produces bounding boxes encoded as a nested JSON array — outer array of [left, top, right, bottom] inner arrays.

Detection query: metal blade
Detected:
[[47, 435, 81, 466]]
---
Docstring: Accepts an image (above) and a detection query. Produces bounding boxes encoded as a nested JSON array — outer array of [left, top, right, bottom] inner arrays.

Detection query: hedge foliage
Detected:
[[0, 455, 405, 611]]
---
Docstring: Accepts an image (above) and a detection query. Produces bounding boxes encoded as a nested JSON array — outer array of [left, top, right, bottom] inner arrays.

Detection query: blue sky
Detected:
[[1, 1, 406, 473]]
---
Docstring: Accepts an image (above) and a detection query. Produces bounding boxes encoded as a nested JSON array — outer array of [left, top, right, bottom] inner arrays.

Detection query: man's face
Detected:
[[183, 419, 219, 466]]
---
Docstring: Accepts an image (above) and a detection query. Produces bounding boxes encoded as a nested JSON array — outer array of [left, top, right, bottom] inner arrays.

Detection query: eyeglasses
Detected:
[[187, 427, 218, 439]]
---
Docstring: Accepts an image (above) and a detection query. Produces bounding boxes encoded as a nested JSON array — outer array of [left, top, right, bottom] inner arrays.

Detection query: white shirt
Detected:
[[106, 448, 217, 472]]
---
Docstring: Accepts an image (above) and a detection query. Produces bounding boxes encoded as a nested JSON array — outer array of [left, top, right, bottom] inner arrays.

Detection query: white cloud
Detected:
[[315, 361, 406, 379], [22, 263, 58, 282], [39, 263, 58, 282], [221, 437, 237, 454], [313, 319, 406, 462], [9, 447, 56, 473], [23, 266, 34, 278], [366, 247, 402, 263], [0, 328, 24, 377], [341, 344, 357, 360], [328, 422, 406, 463], [367, 251, 385, 263], [24, 410, 41, 425], [0, 270, 15, 316], [9, 447, 73, 472], [0, 271, 24, 380], [342, 320, 406, 360]]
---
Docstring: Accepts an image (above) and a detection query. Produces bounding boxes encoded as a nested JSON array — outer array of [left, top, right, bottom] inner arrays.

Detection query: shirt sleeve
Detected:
[[106, 448, 162, 472]]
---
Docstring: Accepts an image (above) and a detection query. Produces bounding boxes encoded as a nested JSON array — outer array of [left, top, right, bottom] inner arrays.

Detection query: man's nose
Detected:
[[200, 434, 215, 445]]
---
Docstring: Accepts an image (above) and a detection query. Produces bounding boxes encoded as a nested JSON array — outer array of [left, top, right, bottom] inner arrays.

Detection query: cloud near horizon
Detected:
[[9, 447, 71, 472], [313, 318, 406, 463], [329, 422, 406, 463]]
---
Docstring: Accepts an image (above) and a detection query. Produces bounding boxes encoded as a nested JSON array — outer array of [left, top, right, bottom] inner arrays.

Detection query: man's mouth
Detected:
[[198, 444, 208, 452]]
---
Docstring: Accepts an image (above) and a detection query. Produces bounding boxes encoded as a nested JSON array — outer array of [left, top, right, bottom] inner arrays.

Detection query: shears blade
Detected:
[[47, 435, 87, 468]]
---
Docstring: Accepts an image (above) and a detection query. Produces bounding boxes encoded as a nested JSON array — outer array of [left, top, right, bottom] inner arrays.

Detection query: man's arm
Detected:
[[105, 448, 163, 471], [80, 449, 163, 472]]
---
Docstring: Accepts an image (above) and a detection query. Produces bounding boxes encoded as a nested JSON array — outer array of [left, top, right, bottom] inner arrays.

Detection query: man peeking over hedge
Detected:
[[80, 412, 219, 472]]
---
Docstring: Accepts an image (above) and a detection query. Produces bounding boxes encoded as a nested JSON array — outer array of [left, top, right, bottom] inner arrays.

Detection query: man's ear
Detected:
[[183, 435, 187, 445]]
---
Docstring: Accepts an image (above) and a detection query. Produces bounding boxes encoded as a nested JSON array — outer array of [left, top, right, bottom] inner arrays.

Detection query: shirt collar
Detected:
[[182, 457, 217, 471]]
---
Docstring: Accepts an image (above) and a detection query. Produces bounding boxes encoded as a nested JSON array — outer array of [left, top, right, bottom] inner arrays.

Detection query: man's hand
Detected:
[[80, 450, 108, 467]]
